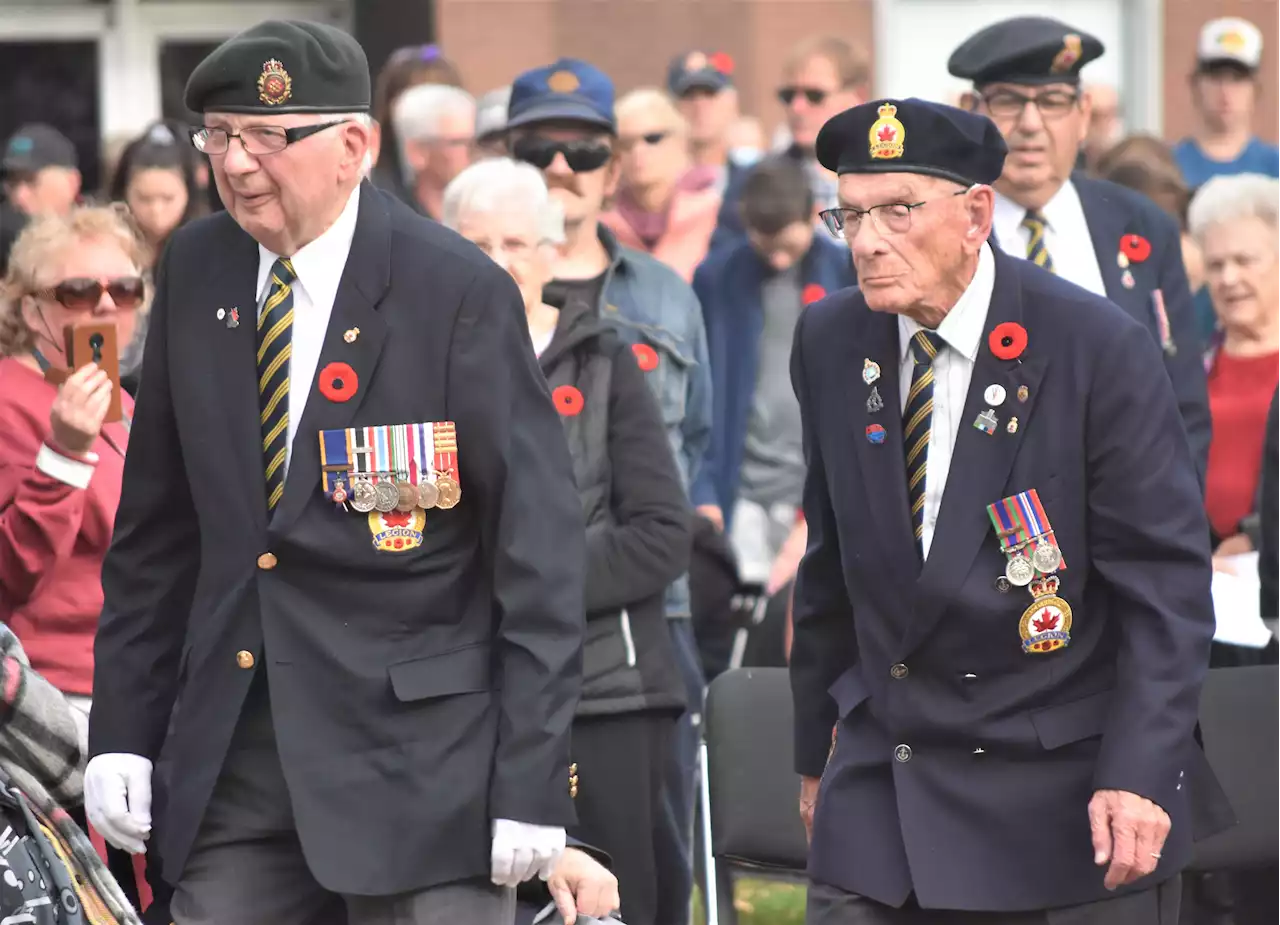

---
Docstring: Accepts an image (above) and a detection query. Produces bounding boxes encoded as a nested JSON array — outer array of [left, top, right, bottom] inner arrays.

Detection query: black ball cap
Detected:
[[948, 16, 1104, 87], [185, 19, 371, 115], [816, 98, 1008, 188]]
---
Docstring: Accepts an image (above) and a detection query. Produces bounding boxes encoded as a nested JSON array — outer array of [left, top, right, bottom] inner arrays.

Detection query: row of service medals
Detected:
[[987, 489, 1072, 654], [319, 422, 462, 514]]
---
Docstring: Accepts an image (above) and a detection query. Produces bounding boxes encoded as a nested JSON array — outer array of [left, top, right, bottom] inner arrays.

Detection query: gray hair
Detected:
[[476, 86, 512, 142], [392, 84, 476, 143], [441, 157, 565, 244], [1188, 173, 1280, 245]]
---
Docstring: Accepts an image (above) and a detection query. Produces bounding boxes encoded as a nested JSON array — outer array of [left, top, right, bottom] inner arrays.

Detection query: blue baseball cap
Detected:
[[507, 58, 616, 134]]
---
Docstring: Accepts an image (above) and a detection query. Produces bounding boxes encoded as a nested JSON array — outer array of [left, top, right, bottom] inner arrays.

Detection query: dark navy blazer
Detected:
[[789, 247, 1232, 912]]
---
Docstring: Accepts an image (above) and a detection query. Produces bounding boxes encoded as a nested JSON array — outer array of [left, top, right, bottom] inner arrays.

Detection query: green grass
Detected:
[[692, 879, 807, 925]]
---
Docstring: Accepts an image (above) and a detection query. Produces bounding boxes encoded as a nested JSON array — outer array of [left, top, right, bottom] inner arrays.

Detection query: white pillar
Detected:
[[100, 0, 162, 142]]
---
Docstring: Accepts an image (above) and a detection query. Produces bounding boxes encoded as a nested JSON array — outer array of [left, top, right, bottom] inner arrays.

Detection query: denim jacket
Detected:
[[595, 226, 712, 618]]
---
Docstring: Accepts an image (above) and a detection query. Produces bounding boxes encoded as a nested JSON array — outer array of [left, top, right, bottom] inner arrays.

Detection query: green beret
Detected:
[[185, 19, 371, 115]]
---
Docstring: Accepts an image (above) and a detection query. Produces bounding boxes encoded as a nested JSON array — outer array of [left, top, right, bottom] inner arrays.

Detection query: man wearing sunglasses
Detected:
[[506, 58, 712, 925], [949, 17, 1212, 480], [85, 19, 586, 925]]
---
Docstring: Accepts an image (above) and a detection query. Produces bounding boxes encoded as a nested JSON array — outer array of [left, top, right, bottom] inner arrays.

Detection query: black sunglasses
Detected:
[[38, 276, 146, 311], [777, 87, 829, 106], [511, 136, 613, 172]]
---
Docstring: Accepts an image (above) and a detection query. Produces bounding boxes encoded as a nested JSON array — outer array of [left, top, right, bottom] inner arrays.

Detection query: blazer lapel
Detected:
[[902, 252, 1049, 655], [848, 310, 919, 586], [270, 183, 393, 536], [1075, 175, 1128, 306]]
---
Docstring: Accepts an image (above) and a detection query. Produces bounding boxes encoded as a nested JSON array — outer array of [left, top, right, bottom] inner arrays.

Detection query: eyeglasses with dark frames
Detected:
[[189, 120, 350, 156], [980, 89, 1080, 121], [819, 189, 970, 239]]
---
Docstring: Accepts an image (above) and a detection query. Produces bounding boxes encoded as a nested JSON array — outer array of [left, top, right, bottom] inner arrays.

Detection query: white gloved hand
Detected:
[[490, 818, 566, 887], [84, 753, 153, 855]]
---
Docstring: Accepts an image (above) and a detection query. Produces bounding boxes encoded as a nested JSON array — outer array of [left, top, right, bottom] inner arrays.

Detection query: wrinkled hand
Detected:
[[1089, 789, 1170, 890], [491, 819, 566, 887], [799, 775, 821, 845], [547, 847, 620, 925], [50, 363, 112, 456], [85, 753, 153, 855], [696, 504, 724, 533]]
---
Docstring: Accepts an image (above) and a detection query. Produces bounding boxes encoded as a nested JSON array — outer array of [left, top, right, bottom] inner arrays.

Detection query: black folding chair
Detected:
[[699, 668, 807, 925]]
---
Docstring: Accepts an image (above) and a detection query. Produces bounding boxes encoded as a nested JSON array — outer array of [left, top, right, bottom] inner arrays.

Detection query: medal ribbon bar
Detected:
[[318, 428, 351, 500]]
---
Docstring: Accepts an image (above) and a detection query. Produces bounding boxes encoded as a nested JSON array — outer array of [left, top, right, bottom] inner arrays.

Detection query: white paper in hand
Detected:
[[1211, 553, 1274, 649]]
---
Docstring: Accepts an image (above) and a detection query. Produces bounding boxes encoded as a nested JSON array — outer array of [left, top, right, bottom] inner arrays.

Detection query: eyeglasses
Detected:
[[190, 120, 349, 156], [37, 276, 146, 311], [777, 87, 829, 106], [511, 136, 612, 172], [981, 89, 1079, 121], [819, 190, 969, 239], [618, 131, 670, 152]]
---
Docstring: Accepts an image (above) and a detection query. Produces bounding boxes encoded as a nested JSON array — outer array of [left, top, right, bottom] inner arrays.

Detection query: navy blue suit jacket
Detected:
[[790, 247, 1230, 912]]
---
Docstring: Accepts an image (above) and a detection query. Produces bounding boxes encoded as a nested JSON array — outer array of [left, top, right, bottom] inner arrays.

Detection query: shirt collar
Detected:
[[993, 179, 1081, 232], [899, 241, 996, 364], [256, 185, 362, 306]]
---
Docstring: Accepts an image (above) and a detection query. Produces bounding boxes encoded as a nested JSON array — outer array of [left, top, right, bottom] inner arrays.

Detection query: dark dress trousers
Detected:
[[89, 181, 586, 896], [790, 246, 1233, 913]]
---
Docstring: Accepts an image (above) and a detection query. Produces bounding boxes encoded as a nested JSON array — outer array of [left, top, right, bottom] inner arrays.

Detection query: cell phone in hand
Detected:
[[45, 320, 122, 422]]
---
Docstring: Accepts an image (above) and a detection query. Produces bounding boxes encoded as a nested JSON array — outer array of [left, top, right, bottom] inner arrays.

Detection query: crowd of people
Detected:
[[0, 8, 1274, 925]]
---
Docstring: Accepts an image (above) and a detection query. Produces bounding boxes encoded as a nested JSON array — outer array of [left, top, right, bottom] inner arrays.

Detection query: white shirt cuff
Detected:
[[35, 443, 97, 490]]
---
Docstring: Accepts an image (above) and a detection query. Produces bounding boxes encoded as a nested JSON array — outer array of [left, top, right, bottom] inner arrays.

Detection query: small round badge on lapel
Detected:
[[319, 362, 358, 402], [343, 327, 360, 344]]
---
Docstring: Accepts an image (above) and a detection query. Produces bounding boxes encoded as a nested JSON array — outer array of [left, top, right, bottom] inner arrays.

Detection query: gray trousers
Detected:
[[172, 684, 514, 925], [806, 876, 1181, 925]]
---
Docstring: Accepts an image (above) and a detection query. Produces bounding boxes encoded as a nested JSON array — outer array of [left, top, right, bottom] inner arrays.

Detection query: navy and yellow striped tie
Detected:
[[903, 330, 943, 554], [1022, 209, 1055, 273], [258, 257, 295, 511]]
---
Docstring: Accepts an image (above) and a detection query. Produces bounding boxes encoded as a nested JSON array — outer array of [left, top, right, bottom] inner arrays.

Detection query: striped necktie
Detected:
[[258, 257, 295, 511], [1021, 209, 1055, 273], [903, 330, 943, 554]]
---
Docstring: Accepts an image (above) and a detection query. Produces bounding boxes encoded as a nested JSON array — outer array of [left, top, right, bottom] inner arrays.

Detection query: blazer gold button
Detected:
[[257, 552, 278, 570], [890, 663, 909, 680], [895, 744, 912, 763], [236, 650, 255, 669]]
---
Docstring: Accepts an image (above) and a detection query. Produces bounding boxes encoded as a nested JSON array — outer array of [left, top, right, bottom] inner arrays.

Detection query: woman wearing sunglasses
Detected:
[[0, 205, 148, 715]]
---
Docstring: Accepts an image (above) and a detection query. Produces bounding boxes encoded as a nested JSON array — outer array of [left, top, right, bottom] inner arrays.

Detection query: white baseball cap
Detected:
[[1197, 17, 1263, 71]]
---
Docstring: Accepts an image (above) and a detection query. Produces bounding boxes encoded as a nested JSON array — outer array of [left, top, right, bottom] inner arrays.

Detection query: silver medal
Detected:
[[1032, 542, 1062, 574], [1005, 554, 1035, 587], [374, 480, 399, 513], [351, 480, 377, 513]]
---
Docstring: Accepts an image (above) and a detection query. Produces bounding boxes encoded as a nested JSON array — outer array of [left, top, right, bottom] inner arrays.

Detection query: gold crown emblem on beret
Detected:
[[1050, 35, 1082, 74], [868, 103, 905, 160], [258, 59, 293, 106], [546, 70, 580, 94]]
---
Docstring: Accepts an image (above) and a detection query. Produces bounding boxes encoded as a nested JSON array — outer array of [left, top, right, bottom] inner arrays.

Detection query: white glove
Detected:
[[84, 753, 153, 855], [490, 818, 566, 887]]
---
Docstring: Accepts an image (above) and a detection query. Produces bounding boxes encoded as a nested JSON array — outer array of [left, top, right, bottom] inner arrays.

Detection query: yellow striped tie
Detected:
[[903, 330, 942, 555], [1021, 210, 1055, 273], [258, 257, 295, 511]]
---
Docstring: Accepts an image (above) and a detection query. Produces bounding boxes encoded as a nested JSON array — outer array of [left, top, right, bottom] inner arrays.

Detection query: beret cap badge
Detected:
[[258, 58, 293, 106], [1050, 35, 1082, 74], [868, 103, 906, 160], [546, 70, 581, 94]]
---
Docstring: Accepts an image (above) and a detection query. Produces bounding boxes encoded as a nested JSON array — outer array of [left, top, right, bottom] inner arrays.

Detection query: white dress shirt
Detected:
[[992, 180, 1107, 298], [256, 186, 361, 475], [898, 242, 996, 559]]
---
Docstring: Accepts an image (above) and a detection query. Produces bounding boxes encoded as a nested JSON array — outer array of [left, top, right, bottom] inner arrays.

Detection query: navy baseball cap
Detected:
[[507, 58, 616, 134], [667, 50, 734, 96]]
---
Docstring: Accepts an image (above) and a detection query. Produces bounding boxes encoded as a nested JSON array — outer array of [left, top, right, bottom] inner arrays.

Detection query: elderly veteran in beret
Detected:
[[947, 17, 1212, 481], [790, 97, 1231, 925], [83, 19, 586, 925]]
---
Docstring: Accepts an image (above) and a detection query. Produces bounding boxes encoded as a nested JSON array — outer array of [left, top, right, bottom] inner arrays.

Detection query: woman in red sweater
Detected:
[[0, 205, 147, 712], [1189, 174, 1279, 561]]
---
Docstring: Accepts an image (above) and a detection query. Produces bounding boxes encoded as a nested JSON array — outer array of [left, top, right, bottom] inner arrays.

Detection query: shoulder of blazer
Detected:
[[1010, 250, 1148, 347]]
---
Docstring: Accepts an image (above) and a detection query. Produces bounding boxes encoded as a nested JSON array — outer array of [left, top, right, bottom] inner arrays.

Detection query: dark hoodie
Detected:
[[538, 289, 691, 717]]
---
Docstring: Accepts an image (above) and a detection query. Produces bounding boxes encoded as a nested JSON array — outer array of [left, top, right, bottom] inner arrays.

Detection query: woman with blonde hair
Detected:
[[0, 206, 147, 708], [601, 88, 721, 281]]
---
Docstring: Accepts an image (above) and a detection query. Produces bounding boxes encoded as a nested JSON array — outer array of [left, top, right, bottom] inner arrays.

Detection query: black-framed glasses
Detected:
[[511, 136, 612, 172], [981, 89, 1080, 121], [819, 189, 969, 239], [190, 120, 349, 156], [777, 86, 829, 106]]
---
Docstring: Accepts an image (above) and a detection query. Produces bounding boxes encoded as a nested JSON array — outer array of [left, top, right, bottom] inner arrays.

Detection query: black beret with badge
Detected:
[[184, 19, 371, 115], [947, 16, 1104, 87], [815, 98, 1008, 188]]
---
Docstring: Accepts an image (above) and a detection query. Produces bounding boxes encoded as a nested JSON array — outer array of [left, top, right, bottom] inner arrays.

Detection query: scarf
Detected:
[[0, 625, 142, 924]]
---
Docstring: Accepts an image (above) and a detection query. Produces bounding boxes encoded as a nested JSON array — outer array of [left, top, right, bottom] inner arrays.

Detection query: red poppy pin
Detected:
[[988, 322, 1028, 361], [1119, 234, 1151, 263], [802, 284, 827, 305], [318, 362, 358, 402], [632, 343, 660, 372], [709, 52, 735, 75], [552, 385, 584, 416]]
